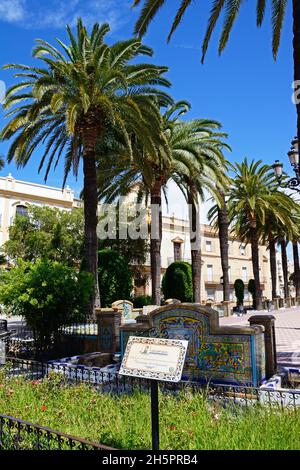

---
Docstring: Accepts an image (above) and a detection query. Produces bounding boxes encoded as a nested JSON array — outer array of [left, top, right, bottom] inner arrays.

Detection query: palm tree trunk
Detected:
[[293, 0, 300, 167], [269, 236, 277, 300], [217, 190, 230, 302], [82, 128, 101, 315], [150, 182, 162, 305], [280, 237, 289, 299], [188, 186, 201, 303], [292, 240, 300, 298], [250, 226, 262, 310]]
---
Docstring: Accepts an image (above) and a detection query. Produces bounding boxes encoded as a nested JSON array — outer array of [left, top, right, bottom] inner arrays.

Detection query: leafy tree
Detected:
[[98, 249, 133, 307], [1, 18, 172, 314], [0, 260, 93, 350], [3, 205, 84, 266], [162, 261, 193, 303], [98, 202, 149, 268], [234, 279, 244, 307]]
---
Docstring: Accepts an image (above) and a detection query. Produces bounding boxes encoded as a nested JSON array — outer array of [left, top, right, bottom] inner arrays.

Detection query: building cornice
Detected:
[[0, 189, 73, 208]]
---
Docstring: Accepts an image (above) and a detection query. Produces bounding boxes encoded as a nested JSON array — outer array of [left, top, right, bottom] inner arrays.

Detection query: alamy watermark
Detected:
[[96, 199, 201, 247], [0, 80, 6, 104], [292, 80, 300, 105]]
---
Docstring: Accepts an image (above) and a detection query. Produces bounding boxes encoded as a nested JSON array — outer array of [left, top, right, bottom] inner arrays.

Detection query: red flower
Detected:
[[42, 405, 47, 412], [169, 425, 177, 431], [32, 380, 40, 386]]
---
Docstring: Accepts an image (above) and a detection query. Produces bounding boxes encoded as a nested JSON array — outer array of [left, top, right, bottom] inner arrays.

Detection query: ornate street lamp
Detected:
[[273, 137, 300, 192]]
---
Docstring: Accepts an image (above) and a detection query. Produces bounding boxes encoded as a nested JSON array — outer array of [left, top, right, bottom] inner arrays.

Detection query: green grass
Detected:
[[0, 370, 299, 450]]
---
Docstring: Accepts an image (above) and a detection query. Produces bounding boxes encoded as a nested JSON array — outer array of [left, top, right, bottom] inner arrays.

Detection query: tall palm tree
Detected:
[[1, 19, 172, 314], [97, 105, 228, 304], [292, 240, 300, 298], [227, 158, 295, 310], [217, 188, 230, 302], [260, 199, 300, 301], [280, 236, 289, 299], [134, 1, 300, 155], [172, 120, 229, 303]]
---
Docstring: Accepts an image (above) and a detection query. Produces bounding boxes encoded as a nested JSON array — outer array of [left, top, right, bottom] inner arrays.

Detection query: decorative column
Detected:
[[248, 315, 277, 379], [95, 307, 122, 353]]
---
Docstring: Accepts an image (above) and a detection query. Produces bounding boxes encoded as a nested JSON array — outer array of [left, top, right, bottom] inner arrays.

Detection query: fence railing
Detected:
[[2, 357, 300, 409], [0, 414, 115, 450]]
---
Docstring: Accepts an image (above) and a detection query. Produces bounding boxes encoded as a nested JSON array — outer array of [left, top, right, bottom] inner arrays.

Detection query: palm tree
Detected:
[[97, 105, 229, 304], [134, 1, 300, 155], [280, 236, 290, 299], [227, 158, 296, 310], [260, 199, 300, 301], [292, 240, 300, 298], [217, 188, 230, 302], [172, 120, 229, 303], [1, 19, 172, 314]]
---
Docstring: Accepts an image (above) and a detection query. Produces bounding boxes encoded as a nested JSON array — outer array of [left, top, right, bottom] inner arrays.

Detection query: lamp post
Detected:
[[273, 137, 300, 192]]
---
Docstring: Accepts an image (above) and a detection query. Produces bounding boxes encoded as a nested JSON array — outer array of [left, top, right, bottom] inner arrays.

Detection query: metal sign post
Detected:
[[119, 336, 188, 451], [151, 380, 159, 450]]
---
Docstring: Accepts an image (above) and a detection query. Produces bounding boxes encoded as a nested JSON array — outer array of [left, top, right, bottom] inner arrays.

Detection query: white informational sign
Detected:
[[119, 336, 188, 382]]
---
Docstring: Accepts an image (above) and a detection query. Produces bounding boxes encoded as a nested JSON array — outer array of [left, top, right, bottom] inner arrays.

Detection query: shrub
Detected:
[[98, 249, 133, 307], [162, 261, 193, 302], [0, 259, 93, 348], [234, 279, 245, 306], [132, 295, 152, 308]]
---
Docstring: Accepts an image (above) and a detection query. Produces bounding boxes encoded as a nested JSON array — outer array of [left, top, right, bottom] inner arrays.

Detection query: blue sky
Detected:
[[0, 0, 296, 203]]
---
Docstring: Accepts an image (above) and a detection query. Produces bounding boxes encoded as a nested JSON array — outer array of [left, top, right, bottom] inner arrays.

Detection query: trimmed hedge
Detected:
[[162, 261, 193, 302]]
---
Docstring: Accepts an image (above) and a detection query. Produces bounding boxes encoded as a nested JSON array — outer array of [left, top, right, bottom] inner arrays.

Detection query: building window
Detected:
[[173, 242, 182, 262], [206, 288, 216, 300], [16, 205, 28, 218], [207, 264, 213, 282], [242, 267, 247, 282], [240, 244, 246, 256], [206, 240, 212, 252]]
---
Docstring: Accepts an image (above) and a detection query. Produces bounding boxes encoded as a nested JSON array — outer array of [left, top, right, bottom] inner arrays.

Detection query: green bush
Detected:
[[98, 249, 133, 307], [132, 295, 152, 308], [162, 261, 193, 302], [0, 259, 93, 348], [234, 279, 245, 306]]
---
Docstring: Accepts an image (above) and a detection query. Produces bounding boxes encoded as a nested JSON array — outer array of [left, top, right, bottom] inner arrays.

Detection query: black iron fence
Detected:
[[0, 414, 114, 450], [1, 357, 300, 410], [0, 320, 8, 332]]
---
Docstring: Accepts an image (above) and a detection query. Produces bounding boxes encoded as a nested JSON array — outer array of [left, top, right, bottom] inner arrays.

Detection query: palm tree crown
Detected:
[[133, 0, 289, 61], [1, 18, 172, 313]]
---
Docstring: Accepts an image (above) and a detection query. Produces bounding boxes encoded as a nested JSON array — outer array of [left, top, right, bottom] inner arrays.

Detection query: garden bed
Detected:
[[0, 371, 300, 450]]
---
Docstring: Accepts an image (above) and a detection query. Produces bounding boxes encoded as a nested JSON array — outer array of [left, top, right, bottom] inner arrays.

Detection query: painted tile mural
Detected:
[[151, 306, 265, 386]]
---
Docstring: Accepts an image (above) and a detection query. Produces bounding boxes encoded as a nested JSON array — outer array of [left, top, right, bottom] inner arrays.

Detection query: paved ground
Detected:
[[220, 307, 300, 367]]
